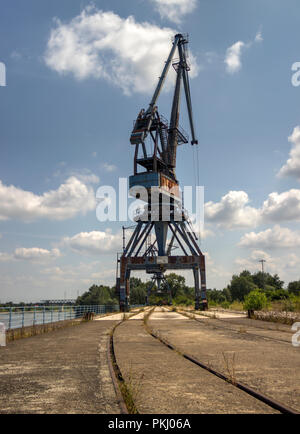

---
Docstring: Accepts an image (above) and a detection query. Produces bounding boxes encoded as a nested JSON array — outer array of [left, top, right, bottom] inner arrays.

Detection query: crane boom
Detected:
[[146, 34, 180, 115], [129, 33, 198, 187], [130, 34, 198, 153]]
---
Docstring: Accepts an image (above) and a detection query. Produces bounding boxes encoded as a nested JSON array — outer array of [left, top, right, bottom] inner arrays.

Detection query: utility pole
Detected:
[[259, 259, 266, 289], [259, 259, 266, 273]]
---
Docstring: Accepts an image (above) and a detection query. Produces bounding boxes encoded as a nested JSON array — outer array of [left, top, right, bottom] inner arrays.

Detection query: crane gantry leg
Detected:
[[117, 218, 208, 312]]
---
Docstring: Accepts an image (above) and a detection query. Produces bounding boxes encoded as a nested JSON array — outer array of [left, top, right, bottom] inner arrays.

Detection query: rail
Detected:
[[144, 308, 299, 415], [0, 305, 145, 330]]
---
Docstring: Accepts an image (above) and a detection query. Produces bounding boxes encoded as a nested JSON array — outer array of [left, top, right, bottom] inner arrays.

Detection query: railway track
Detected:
[[176, 308, 294, 346], [108, 307, 153, 414], [146, 309, 298, 414], [110, 307, 299, 414]]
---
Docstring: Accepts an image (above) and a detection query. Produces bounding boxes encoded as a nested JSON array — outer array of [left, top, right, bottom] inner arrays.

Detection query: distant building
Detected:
[[40, 299, 76, 305]]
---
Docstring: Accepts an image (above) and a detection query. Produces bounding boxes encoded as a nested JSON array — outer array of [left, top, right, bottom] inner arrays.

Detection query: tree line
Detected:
[[2, 271, 299, 308], [75, 271, 300, 308]]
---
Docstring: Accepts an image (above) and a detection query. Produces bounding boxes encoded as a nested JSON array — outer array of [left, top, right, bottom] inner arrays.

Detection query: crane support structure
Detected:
[[116, 34, 208, 311]]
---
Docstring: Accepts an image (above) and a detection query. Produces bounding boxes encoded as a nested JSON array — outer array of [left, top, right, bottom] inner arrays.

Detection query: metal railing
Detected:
[[0, 305, 121, 330]]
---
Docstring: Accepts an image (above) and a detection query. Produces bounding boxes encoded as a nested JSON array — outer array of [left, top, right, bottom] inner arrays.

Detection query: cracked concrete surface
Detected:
[[0, 319, 122, 414]]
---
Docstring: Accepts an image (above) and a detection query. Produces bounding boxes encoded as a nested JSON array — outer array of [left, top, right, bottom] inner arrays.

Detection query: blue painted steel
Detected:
[[129, 173, 159, 190]]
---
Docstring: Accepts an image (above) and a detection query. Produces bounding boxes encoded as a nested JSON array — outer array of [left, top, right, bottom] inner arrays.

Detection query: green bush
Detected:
[[288, 280, 300, 296], [229, 301, 244, 311], [174, 295, 193, 306], [243, 290, 268, 312], [207, 300, 218, 307], [282, 296, 297, 312], [230, 276, 259, 301]]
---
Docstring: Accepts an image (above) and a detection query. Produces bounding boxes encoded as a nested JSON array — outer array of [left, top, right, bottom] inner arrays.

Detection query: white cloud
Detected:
[[10, 50, 22, 61], [204, 188, 300, 229], [37, 262, 117, 295], [285, 253, 300, 270], [278, 126, 300, 181], [90, 268, 116, 280], [235, 250, 277, 273], [0, 247, 61, 263], [14, 247, 61, 262], [202, 251, 232, 282], [0, 176, 96, 222], [0, 253, 11, 262], [238, 225, 300, 249], [205, 191, 260, 229], [68, 170, 99, 185], [261, 189, 300, 222], [44, 7, 198, 95], [41, 266, 64, 276], [250, 249, 271, 261], [200, 228, 215, 239], [53, 166, 99, 184], [235, 250, 300, 282], [225, 31, 262, 74], [62, 230, 121, 255], [102, 163, 117, 172], [255, 31, 263, 43], [151, 0, 197, 24], [188, 213, 214, 238], [225, 41, 245, 74]]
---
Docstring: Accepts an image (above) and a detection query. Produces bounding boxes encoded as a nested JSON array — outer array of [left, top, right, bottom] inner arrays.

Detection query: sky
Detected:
[[1, 0, 300, 302]]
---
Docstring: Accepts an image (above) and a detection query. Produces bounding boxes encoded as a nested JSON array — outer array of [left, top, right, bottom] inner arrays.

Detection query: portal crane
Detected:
[[116, 34, 208, 312]]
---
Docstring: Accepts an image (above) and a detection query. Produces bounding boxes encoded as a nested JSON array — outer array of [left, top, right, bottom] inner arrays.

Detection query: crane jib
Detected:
[[130, 34, 198, 157]]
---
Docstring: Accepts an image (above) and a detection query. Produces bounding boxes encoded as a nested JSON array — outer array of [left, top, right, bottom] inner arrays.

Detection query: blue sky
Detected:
[[1, 0, 300, 302]]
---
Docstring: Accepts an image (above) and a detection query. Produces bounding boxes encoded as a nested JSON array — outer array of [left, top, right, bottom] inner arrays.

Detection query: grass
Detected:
[[249, 298, 300, 325], [210, 297, 300, 314], [82, 312, 95, 321], [269, 298, 300, 313], [109, 316, 144, 414], [222, 352, 237, 386], [197, 311, 217, 319], [143, 307, 154, 326], [121, 363, 144, 414], [228, 301, 244, 311]]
